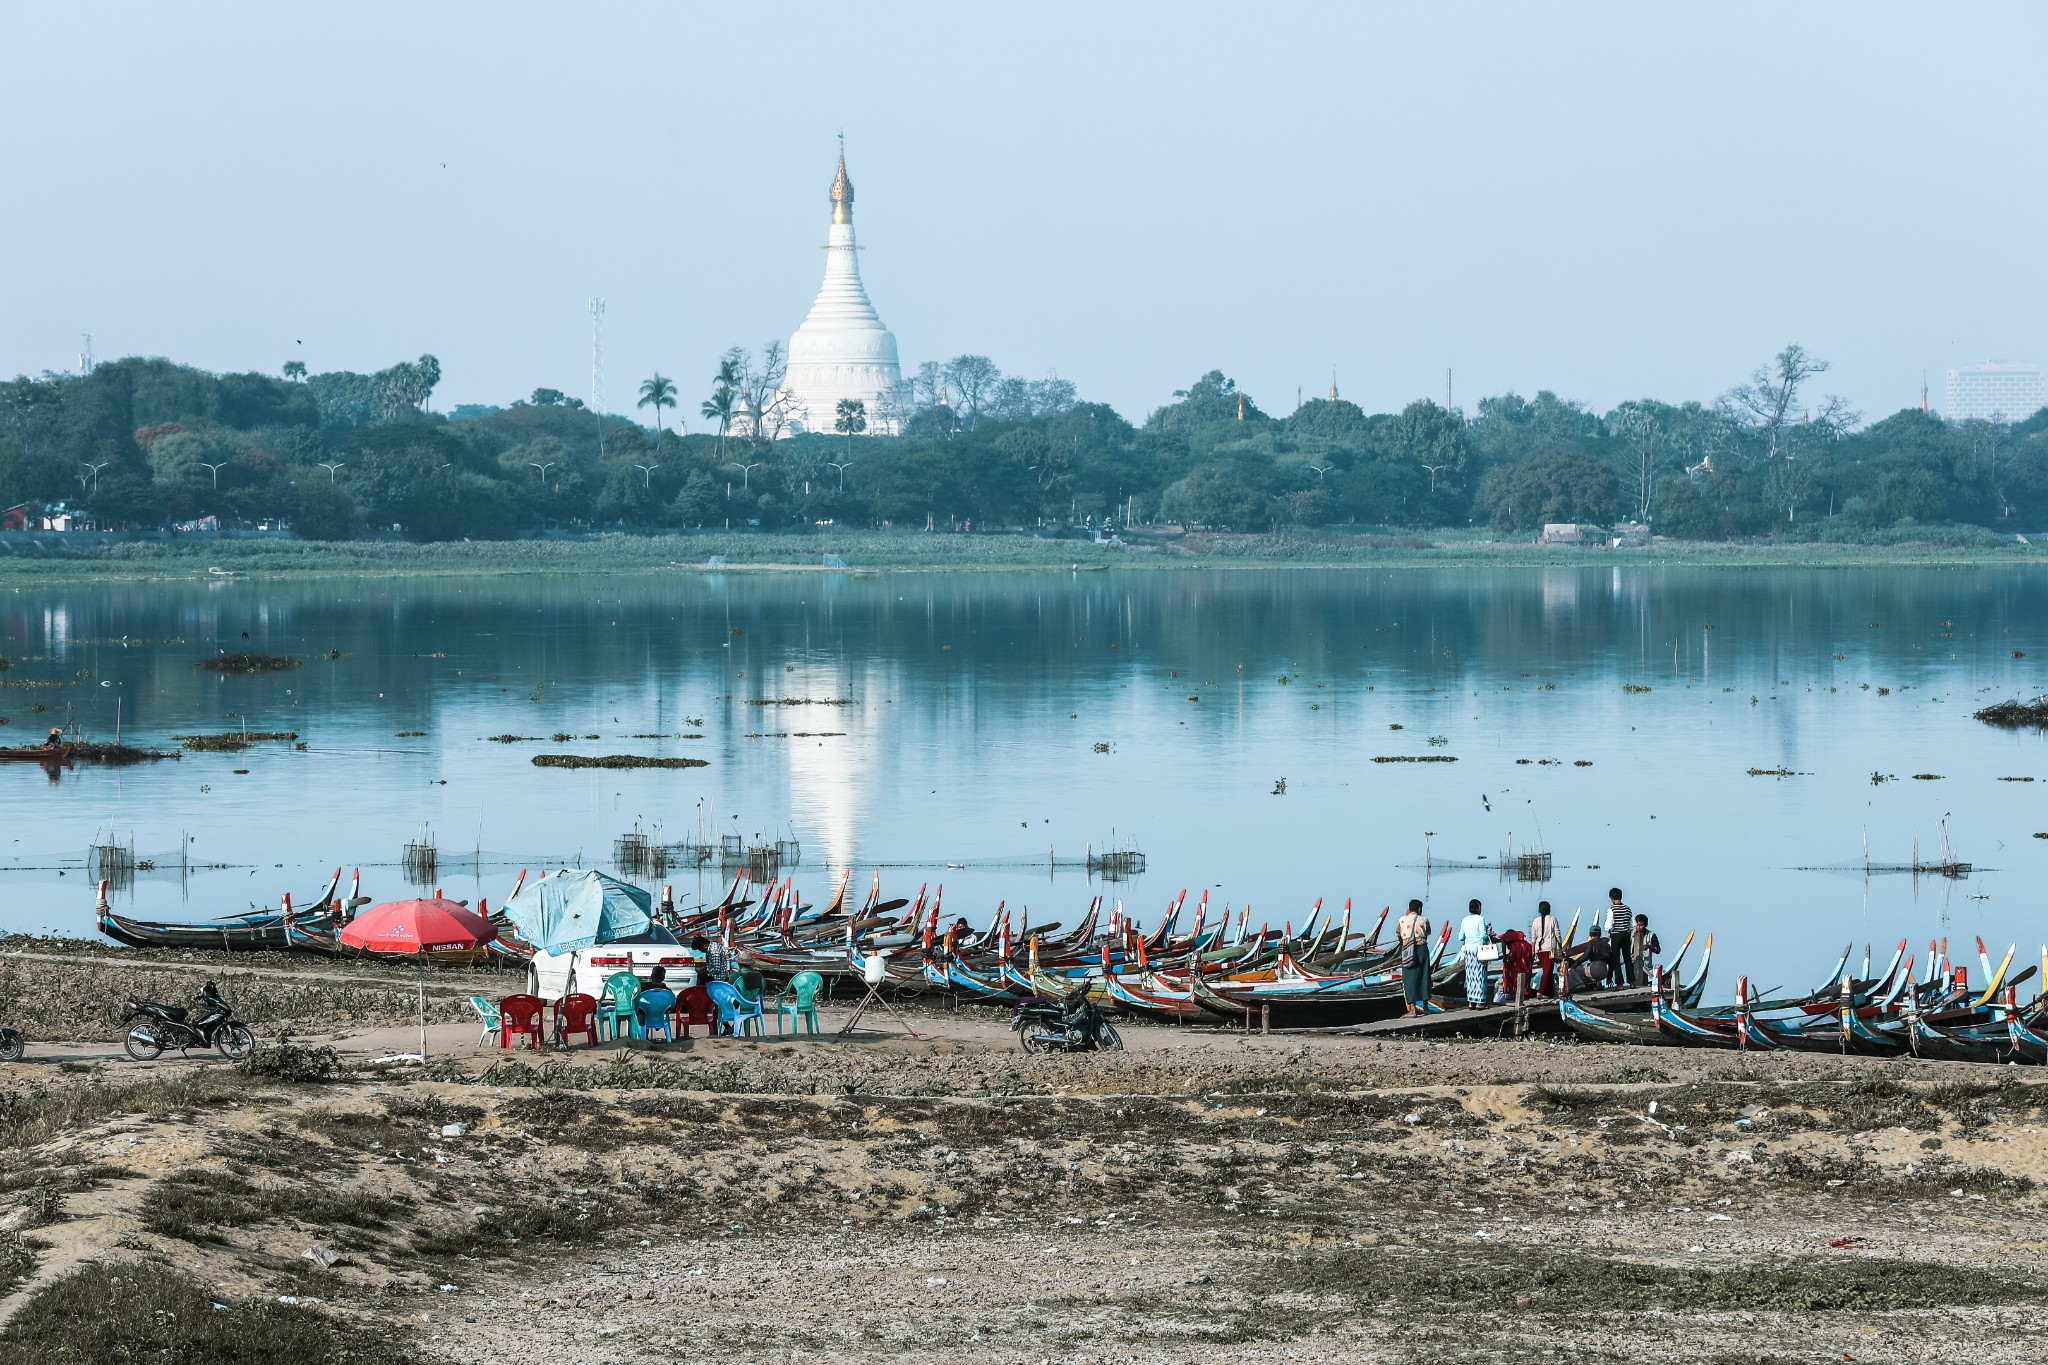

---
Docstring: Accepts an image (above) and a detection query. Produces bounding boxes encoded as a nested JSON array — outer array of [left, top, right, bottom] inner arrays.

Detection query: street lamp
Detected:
[[634, 463, 660, 488], [825, 460, 852, 490], [528, 462, 556, 484], [78, 460, 110, 495], [197, 461, 228, 490], [722, 461, 764, 492], [318, 462, 345, 483]]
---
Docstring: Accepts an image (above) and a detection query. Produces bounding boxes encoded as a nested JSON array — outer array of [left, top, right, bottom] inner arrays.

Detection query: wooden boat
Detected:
[[0, 744, 72, 765], [95, 870, 348, 951], [1558, 994, 1668, 1046]]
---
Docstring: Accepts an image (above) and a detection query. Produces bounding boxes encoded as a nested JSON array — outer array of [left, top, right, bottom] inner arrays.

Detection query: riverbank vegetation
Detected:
[[3, 345, 2045, 556]]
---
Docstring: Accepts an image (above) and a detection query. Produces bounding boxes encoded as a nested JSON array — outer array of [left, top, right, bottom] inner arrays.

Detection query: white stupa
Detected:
[[782, 144, 901, 435]]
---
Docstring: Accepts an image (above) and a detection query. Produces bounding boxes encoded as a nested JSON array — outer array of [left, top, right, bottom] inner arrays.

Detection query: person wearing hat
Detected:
[[42, 727, 64, 750]]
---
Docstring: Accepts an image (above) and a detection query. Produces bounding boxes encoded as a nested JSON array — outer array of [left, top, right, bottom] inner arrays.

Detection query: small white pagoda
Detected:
[[781, 143, 902, 436]]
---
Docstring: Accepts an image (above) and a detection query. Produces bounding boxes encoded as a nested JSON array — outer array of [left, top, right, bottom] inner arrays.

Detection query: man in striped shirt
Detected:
[[1605, 888, 1633, 987]]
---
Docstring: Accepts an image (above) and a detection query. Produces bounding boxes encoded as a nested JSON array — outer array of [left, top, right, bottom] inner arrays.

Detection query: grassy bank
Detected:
[[2, 528, 2045, 584]]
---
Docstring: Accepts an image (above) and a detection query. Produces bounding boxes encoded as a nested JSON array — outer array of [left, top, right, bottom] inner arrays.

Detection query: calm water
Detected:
[[4, 566, 2046, 992]]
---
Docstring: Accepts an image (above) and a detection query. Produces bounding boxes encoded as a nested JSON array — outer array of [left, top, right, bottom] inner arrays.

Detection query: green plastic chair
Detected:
[[467, 995, 501, 1048], [776, 971, 825, 1036], [596, 971, 640, 1042]]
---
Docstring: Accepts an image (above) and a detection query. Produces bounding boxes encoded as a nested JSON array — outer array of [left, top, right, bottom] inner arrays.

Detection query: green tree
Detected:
[[1482, 451, 1618, 531], [637, 373, 677, 436], [834, 398, 867, 456], [281, 360, 307, 383], [291, 479, 361, 540]]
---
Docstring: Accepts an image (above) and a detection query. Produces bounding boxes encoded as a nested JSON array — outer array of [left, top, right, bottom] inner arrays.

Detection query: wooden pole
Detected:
[[1260, 1003, 1270, 1036]]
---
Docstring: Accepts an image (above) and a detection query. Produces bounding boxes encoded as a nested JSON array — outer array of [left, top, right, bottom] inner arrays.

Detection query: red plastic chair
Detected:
[[498, 993, 545, 1050], [555, 993, 599, 1047], [674, 985, 715, 1038]]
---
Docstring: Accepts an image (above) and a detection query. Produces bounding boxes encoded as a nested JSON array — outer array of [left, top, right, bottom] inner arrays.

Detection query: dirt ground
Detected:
[[4, 947, 2048, 1363]]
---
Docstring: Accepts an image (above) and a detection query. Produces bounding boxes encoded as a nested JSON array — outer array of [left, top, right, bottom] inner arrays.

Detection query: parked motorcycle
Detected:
[[0, 1026, 22, 1063], [1012, 986, 1123, 1053], [122, 982, 255, 1061]]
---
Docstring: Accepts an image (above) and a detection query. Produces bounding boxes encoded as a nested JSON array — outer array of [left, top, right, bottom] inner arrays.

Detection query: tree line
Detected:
[[2, 344, 2044, 542]]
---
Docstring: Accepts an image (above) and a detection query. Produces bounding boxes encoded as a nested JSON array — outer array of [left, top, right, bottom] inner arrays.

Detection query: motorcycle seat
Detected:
[[151, 1005, 188, 1022]]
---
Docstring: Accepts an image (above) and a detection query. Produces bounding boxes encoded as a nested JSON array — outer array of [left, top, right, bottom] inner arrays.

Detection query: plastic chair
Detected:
[[706, 980, 765, 1037], [497, 993, 545, 1050], [674, 985, 715, 1038], [595, 971, 640, 1042], [555, 992, 599, 1048], [467, 995, 501, 1048], [633, 987, 677, 1042], [776, 970, 825, 1036]]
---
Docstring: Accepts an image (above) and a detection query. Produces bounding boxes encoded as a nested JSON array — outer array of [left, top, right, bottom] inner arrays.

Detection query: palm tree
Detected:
[[282, 360, 307, 382], [834, 398, 867, 457], [702, 383, 737, 460], [638, 374, 678, 436]]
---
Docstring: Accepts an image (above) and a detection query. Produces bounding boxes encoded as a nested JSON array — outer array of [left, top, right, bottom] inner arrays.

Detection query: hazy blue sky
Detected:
[[3, 1, 2041, 425]]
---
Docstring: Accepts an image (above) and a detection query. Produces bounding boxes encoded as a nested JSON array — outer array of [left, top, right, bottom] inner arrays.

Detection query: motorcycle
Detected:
[[122, 982, 255, 1061], [0, 1026, 22, 1063], [1012, 986, 1123, 1053]]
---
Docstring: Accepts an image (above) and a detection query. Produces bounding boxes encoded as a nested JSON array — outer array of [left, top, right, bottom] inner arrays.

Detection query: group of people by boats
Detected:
[[1394, 888, 1661, 1015]]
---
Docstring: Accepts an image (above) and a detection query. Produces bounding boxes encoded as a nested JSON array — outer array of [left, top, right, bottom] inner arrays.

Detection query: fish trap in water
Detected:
[[1086, 846, 1147, 881], [613, 824, 669, 878], [402, 825, 438, 886], [89, 832, 137, 889]]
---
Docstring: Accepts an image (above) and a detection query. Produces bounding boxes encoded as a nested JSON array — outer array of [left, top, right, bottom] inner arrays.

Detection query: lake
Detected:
[[4, 565, 2044, 993]]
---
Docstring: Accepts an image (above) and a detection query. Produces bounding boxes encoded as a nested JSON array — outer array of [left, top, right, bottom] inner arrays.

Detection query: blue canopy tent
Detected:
[[501, 869, 654, 956]]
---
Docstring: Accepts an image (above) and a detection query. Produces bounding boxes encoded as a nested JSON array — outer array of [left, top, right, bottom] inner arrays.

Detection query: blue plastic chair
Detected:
[[634, 986, 677, 1042], [706, 980, 765, 1037]]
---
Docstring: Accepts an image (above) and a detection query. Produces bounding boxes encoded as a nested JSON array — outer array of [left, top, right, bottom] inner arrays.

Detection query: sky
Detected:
[[2, 0, 2043, 427]]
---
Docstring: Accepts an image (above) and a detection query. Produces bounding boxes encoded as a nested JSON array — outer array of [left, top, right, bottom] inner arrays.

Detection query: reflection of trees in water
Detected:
[[16, 568, 2045, 743]]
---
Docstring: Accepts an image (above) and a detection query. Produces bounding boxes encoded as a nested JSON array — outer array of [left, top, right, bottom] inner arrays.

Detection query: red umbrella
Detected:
[[340, 897, 495, 956]]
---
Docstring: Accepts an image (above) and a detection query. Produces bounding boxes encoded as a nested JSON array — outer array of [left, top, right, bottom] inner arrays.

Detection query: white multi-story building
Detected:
[[780, 146, 902, 436], [1946, 360, 2046, 423]]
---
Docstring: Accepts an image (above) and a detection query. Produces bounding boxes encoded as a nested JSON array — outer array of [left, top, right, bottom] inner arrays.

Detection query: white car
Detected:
[[528, 924, 702, 1001]]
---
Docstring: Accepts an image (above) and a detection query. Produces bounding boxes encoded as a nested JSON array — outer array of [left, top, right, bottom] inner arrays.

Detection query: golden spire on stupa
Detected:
[[830, 136, 855, 225]]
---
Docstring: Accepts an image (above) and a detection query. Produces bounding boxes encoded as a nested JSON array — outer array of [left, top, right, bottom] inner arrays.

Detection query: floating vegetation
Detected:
[[483, 734, 540, 743], [70, 742, 180, 764], [175, 731, 299, 752], [1912, 773, 1944, 781], [743, 732, 846, 739], [550, 732, 573, 742], [1573, 760, 1594, 767], [1999, 776, 2036, 782], [0, 679, 63, 688], [197, 653, 301, 674], [395, 730, 426, 738], [324, 649, 342, 659], [1372, 755, 1457, 763], [1622, 684, 1652, 693], [2035, 833, 2048, 840], [1871, 772, 1894, 785], [1426, 735, 1449, 746], [629, 733, 706, 739], [744, 697, 854, 707], [1746, 767, 1803, 777], [531, 754, 708, 770], [1974, 697, 2048, 729]]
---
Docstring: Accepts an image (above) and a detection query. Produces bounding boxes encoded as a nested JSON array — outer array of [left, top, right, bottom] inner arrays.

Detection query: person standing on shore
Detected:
[[1604, 888, 1633, 986], [1396, 900, 1433, 1016], [1454, 899, 1491, 1009], [1631, 913, 1661, 986], [1530, 902, 1563, 996]]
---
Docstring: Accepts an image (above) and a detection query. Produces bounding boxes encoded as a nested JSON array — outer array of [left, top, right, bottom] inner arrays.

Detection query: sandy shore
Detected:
[[2, 965, 2047, 1364]]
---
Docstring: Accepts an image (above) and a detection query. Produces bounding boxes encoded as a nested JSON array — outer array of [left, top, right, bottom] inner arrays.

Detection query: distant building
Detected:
[[1539, 523, 1608, 545], [1946, 360, 2047, 423], [780, 144, 902, 437]]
